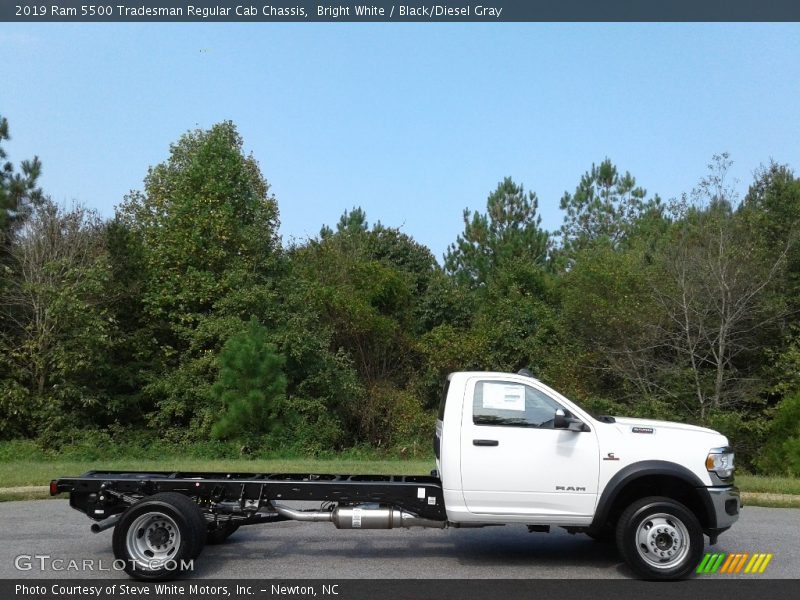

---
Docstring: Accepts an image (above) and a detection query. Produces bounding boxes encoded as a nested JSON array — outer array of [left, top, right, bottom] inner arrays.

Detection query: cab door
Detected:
[[460, 377, 600, 518]]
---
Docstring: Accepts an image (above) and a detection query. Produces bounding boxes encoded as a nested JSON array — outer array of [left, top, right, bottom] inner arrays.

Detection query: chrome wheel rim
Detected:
[[634, 512, 690, 569], [125, 512, 181, 569]]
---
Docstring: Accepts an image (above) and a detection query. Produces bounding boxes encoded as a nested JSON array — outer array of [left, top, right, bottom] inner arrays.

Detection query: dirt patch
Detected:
[[3, 486, 48, 494], [742, 491, 800, 507]]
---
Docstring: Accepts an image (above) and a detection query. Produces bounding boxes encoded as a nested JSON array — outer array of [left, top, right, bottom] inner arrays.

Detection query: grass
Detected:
[[735, 473, 800, 495], [736, 473, 800, 508]]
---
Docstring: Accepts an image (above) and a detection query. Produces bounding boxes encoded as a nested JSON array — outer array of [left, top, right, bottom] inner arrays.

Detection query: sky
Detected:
[[1, 23, 799, 261]]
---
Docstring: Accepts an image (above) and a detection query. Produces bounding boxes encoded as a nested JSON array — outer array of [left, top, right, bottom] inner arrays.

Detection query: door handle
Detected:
[[473, 439, 499, 446]]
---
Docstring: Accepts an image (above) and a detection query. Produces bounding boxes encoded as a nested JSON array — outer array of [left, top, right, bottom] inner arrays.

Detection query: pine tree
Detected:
[[211, 317, 287, 440], [558, 158, 658, 255], [445, 177, 549, 287], [0, 115, 43, 255]]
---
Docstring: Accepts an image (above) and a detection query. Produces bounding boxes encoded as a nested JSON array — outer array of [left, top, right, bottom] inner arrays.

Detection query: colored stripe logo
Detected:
[[697, 552, 773, 574]]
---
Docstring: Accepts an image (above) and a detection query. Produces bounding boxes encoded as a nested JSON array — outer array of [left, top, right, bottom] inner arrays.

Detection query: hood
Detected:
[[611, 416, 721, 437]]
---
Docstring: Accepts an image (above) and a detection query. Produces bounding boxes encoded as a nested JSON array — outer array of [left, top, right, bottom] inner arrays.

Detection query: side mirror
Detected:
[[554, 408, 586, 432]]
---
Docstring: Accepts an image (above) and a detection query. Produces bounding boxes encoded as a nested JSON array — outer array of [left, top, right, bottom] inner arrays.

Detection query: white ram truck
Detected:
[[52, 370, 740, 580], [435, 371, 740, 579]]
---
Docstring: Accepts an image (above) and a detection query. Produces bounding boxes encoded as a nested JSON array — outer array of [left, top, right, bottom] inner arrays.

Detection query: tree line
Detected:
[[1, 116, 799, 473]]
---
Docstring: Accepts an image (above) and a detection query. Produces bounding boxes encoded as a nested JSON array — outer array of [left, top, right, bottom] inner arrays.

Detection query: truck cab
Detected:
[[435, 371, 741, 578]]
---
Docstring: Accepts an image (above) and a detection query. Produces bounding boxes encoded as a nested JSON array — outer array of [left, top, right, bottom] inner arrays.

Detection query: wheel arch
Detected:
[[592, 461, 714, 532]]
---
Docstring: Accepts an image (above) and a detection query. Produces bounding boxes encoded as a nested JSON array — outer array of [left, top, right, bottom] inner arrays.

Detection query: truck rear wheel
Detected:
[[112, 492, 206, 580], [616, 496, 703, 580]]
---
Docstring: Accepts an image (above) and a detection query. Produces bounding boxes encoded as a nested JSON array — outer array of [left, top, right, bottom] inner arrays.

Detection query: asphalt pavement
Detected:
[[0, 500, 797, 579]]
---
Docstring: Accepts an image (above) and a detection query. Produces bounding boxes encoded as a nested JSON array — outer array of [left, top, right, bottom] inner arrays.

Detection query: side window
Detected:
[[473, 381, 561, 428]]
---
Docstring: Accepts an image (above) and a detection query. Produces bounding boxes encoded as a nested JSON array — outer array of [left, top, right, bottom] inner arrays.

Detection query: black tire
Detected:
[[112, 492, 207, 580], [615, 496, 704, 580], [207, 522, 240, 545]]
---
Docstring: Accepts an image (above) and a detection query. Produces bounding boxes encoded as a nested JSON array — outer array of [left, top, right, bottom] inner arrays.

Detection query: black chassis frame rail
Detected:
[[53, 471, 447, 522]]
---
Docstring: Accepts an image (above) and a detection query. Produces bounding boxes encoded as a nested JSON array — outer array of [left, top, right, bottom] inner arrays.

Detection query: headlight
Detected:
[[706, 447, 735, 480]]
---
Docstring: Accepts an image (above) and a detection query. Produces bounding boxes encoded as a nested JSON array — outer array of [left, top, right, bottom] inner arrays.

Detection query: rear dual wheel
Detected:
[[112, 492, 206, 580]]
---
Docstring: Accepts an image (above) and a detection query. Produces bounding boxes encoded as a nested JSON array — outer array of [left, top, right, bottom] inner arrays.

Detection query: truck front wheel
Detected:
[[112, 492, 207, 580], [616, 496, 703, 580]]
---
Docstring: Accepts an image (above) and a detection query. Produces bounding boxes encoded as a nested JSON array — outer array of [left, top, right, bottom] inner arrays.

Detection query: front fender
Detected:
[[592, 460, 714, 530]]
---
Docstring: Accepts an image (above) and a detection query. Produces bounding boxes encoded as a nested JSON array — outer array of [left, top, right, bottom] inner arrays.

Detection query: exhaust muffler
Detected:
[[271, 502, 445, 529]]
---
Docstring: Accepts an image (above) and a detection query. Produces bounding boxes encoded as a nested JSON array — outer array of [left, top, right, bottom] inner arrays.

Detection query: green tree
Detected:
[[100, 218, 157, 425], [559, 156, 788, 435], [0, 115, 43, 256], [320, 207, 369, 239], [418, 257, 566, 416], [651, 157, 787, 422], [293, 233, 410, 373], [211, 317, 287, 440], [338, 206, 369, 235], [0, 201, 112, 437], [264, 271, 355, 452], [559, 240, 664, 410], [741, 162, 800, 309], [559, 159, 659, 256], [118, 122, 281, 436], [445, 177, 549, 287], [756, 392, 800, 475], [289, 209, 438, 445]]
